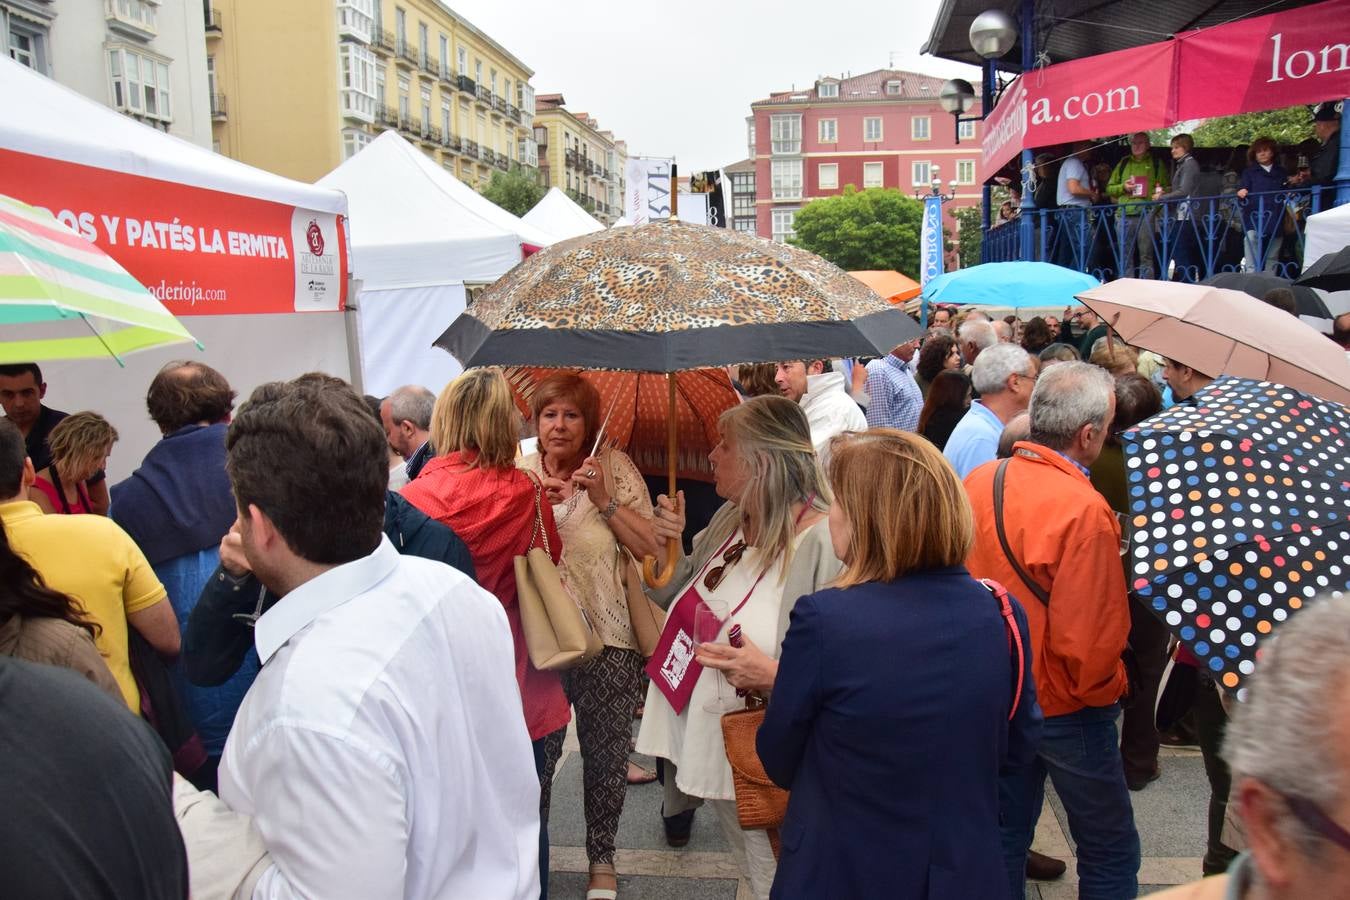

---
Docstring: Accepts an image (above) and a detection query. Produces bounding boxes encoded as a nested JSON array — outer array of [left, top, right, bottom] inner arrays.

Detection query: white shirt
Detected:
[[219, 537, 540, 900], [799, 371, 867, 460], [1057, 157, 1091, 208]]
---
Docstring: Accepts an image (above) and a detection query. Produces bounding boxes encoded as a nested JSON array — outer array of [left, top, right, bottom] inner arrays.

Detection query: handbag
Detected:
[[993, 457, 1141, 707], [515, 473, 603, 671], [721, 701, 788, 837], [599, 453, 666, 657]]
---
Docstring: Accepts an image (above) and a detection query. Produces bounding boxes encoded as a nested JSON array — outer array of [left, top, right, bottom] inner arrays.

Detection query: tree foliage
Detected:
[[953, 205, 984, 269], [1148, 105, 1315, 148], [481, 168, 546, 217], [788, 186, 923, 275]]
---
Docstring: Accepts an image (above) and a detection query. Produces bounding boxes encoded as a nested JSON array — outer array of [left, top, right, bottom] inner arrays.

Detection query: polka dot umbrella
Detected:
[[1123, 377, 1350, 699]]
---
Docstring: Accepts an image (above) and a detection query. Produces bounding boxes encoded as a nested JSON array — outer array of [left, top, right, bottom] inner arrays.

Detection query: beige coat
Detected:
[[0, 614, 121, 701]]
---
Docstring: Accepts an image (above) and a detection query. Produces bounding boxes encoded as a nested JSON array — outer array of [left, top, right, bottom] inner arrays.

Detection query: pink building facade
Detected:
[[749, 70, 984, 244]]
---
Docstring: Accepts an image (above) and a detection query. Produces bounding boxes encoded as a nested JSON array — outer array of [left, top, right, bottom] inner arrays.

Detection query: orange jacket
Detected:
[[963, 442, 1130, 718]]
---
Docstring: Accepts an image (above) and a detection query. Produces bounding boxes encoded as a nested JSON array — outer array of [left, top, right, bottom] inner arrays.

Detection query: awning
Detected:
[[981, 0, 1350, 172]]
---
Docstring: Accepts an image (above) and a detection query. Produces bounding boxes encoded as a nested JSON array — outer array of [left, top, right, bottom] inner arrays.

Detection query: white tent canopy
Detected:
[[320, 131, 556, 290], [522, 187, 604, 241], [318, 132, 558, 395], [0, 55, 352, 480]]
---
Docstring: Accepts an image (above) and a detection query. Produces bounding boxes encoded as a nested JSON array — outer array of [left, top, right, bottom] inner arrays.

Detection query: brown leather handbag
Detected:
[[720, 700, 787, 855]]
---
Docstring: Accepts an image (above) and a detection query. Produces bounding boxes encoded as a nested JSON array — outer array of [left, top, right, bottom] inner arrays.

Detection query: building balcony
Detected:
[[373, 29, 396, 55], [205, 7, 222, 38], [446, 133, 461, 151], [420, 54, 439, 79], [492, 94, 506, 115], [463, 138, 479, 157], [564, 148, 580, 170], [494, 154, 509, 172], [507, 104, 520, 123], [395, 40, 417, 68], [475, 84, 491, 106], [398, 115, 421, 137], [423, 123, 442, 145], [107, 0, 158, 40], [458, 74, 476, 94], [440, 67, 456, 88], [980, 188, 1342, 283], [375, 103, 399, 129], [210, 92, 227, 121]]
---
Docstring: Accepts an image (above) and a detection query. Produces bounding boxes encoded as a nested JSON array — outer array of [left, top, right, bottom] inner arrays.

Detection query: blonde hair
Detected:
[[430, 368, 520, 470], [47, 411, 118, 477], [718, 396, 829, 580], [1089, 342, 1139, 377], [827, 429, 973, 588]]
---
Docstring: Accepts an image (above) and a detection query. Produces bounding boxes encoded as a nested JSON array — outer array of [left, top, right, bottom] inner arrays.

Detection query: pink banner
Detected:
[[982, 42, 1177, 172], [1176, 0, 1350, 120]]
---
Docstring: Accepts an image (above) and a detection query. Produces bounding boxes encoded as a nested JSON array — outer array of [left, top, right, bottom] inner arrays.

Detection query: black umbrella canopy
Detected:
[[1295, 246, 1350, 293], [1202, 271, 1331, 319], [435, 219, 922, 373]]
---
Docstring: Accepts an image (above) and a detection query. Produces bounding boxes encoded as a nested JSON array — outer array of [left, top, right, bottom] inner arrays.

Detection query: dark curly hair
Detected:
[[916, 334, 958, 383]]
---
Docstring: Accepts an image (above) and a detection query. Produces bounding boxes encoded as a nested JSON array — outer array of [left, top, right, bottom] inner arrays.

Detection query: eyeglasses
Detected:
[[704, 540, 747, 592], [1281, 792, 1350, 853], [1013, 372, 1039, 386]]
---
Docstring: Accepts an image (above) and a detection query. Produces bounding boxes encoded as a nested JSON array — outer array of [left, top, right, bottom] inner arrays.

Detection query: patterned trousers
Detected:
[[561, 645, 645, 866]]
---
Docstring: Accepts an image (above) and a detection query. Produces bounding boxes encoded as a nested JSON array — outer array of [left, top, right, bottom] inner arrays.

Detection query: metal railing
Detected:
[[376, 103, 399, 128], [424, 123, 442, 144], [205, 7, 222, 34], [463, 138, 479, 157], [420, 55, 439, 78], [507, 104, 520, 123], [373, 30, 396, 55], [981, 187, 1345, 282], [494, 154, 509, 172], [395, 40, 418, 67], [458, 75, 475, 94], [445, 133, 461, 151], [209, 92, 227, 120], [475, 84, 492, 104]]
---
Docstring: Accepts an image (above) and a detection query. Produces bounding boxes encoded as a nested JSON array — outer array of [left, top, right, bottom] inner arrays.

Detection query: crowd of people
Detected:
[[995, 101, 1343, 282], [0, 288, 1347, 900]]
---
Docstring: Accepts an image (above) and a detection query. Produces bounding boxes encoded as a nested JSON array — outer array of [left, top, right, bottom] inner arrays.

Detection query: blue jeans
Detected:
[[1000, 704, 1141, 899]]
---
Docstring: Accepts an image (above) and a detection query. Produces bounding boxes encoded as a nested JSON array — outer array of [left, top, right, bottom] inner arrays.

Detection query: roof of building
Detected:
[[922, 0, 1320, 68], [432, 1, 534, 77], [723, 158, 755, 174], [752, 69, 964, 106], [536, 93, 565, 108]]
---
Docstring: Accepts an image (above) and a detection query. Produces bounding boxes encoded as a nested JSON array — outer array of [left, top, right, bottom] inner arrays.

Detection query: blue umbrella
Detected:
[[922, 261, 1101, 313]]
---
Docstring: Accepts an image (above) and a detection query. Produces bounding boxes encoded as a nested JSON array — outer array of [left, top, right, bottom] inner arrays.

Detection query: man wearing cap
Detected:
[[1296, 102, 1341, 188]]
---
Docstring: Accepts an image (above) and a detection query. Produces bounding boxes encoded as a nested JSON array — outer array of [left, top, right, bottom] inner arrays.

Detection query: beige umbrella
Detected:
[[1076, 279, 1350, 405]]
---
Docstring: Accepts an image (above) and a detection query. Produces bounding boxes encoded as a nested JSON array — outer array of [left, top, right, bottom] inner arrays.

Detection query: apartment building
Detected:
[[749, 68, 983, 242], [533, 93, 626, 224], [3, 0, 211, 146], [206, 0, 538, 185]]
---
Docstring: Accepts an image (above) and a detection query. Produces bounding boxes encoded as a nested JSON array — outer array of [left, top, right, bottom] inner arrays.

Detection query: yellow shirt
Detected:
[[1, 500, 167, 711]]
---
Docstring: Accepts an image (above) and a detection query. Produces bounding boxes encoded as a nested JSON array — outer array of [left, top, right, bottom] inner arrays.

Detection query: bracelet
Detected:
[[600, 498, 620, 520]]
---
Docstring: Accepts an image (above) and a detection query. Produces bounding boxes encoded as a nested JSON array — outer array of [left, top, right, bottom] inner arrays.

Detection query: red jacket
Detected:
[[964, 442, 1130, 717], [402, 452, 570, 741]]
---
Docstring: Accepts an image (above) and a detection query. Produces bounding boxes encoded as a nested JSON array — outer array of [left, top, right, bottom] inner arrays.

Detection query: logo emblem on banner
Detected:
[[306, 220, 325, 257]]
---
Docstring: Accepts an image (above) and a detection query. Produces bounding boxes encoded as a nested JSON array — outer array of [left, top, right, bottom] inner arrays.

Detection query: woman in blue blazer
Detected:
[[757, 429, 1042, 899]]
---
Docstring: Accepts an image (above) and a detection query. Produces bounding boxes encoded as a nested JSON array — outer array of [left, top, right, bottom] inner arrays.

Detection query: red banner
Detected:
[[1176, 0, 1350, 120], [982, 42, 1177, 172], [0, 148, 347, 316]]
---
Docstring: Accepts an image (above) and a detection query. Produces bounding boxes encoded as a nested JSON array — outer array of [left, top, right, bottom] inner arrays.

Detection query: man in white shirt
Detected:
[[1055, 143, 1100, 270], [775, 359, 867, 457], [218, 376, 540, 900]]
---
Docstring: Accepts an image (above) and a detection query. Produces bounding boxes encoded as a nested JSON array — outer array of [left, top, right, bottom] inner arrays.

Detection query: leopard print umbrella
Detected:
[[436, 218, 921, 372]]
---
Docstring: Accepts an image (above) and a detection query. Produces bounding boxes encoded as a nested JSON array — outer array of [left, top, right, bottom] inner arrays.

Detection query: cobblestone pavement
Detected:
[[546, 723, 1211, 899]]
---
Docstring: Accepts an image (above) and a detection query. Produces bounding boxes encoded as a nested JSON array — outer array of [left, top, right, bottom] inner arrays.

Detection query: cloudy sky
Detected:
[[447, 0, 983, 171]]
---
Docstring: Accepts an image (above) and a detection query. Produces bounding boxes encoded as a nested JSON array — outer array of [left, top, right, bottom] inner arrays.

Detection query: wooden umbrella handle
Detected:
[[642, 539, 679, 588], [643, 371, 681, 589]]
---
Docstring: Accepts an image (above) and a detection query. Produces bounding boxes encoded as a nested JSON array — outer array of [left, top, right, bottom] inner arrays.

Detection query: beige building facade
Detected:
[[207, 0, 538, 185], [533, 94, 625, 224]]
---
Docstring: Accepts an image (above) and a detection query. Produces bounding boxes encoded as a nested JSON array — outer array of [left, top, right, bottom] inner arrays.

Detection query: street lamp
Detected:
[[968, 9, 1018, 59]]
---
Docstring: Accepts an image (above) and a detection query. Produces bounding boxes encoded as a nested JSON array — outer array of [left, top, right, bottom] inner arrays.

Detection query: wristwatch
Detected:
[[600, 498, 620, 520]]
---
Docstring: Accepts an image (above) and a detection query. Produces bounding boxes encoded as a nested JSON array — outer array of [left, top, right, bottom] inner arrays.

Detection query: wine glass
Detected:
[[694, 598, 739, 713]]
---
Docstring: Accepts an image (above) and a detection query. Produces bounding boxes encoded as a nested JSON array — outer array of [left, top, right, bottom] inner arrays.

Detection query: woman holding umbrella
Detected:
[[636, 396, 839, 900], [518, 373, 661, 900]]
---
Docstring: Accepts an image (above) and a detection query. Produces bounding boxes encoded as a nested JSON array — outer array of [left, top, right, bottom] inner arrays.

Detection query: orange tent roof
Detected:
[[848, 270, 922, 304]]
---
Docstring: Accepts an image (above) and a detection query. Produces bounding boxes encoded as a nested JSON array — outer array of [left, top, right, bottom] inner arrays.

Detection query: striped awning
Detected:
[[0, 193, 198, 364]]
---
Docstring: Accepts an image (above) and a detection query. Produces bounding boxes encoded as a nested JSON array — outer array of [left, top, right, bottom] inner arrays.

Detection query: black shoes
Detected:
[[1026, 849, 1068, 881]]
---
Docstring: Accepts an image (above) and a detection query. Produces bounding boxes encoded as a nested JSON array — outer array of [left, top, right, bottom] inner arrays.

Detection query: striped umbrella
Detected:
[[0, 193, 198, 364]]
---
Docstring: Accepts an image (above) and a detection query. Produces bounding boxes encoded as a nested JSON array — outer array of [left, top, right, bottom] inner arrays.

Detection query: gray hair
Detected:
[[958, 319, 997, 351], [1224, 593, 1350, 857], [992, 320, 1013, 342], [387, 385, 435, 431], [971, 344, 1033, 396], [1028, 361, 1113, 449]]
